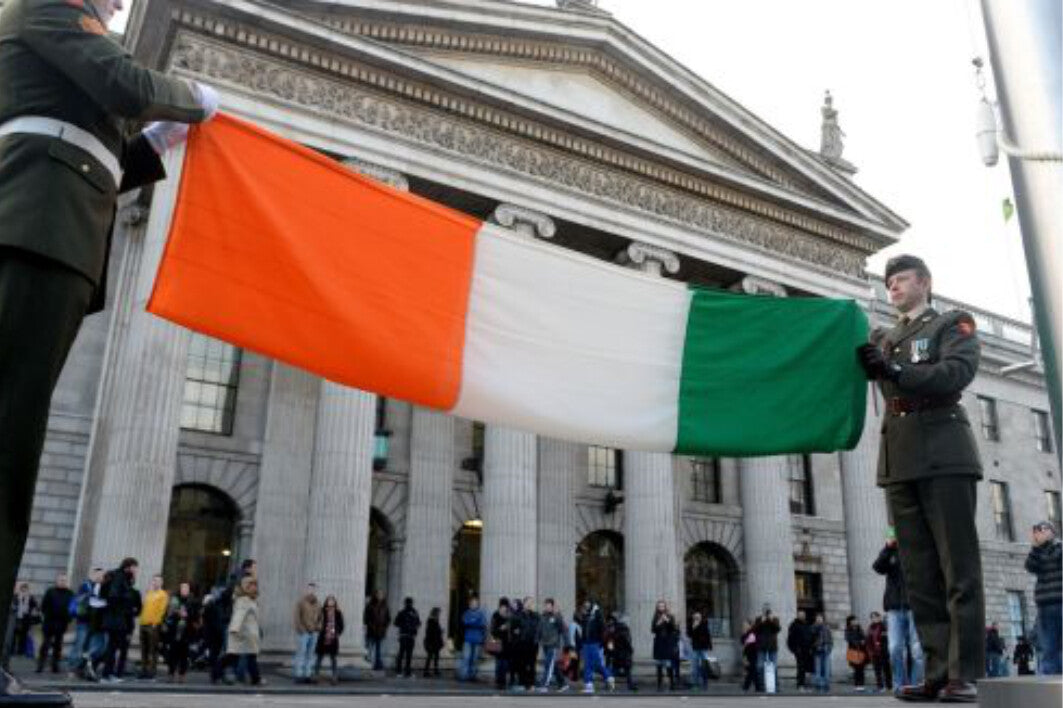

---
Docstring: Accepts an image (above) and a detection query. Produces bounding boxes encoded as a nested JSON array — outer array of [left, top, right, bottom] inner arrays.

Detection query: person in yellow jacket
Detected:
[[137, 576, 168, 680]]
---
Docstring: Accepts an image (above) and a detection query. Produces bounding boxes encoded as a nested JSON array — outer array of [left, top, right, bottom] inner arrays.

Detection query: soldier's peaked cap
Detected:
[[884, 254, 931, 282]]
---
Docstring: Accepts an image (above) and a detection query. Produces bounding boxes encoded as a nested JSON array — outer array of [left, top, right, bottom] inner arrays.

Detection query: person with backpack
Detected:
[[65, 570, 99, 679], [393, 597, 421, 678]]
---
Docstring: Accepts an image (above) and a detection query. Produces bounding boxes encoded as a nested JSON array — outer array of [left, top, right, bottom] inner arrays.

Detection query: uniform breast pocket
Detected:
[[923, 409, 981, 470], [48, 139, 114, 195]]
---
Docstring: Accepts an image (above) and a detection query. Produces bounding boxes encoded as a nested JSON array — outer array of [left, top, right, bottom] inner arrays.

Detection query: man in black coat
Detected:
[[97, 559, 138, 683], [786, 611, 813, 691], [35, 575, 72, 674]]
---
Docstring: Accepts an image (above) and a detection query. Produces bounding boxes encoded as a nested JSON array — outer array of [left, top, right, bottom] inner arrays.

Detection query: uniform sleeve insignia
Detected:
[[78, 15, 107, 35]]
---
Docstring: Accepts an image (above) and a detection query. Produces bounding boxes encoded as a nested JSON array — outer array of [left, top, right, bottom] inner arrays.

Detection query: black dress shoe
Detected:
[[939, 680, 977, 703], [895, 679, 947, 702], [0, 670, 72, 706]]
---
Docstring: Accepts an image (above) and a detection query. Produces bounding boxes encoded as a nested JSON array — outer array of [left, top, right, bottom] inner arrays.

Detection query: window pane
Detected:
[[180, 334, 241, 435], [588, 446, 618, 488]]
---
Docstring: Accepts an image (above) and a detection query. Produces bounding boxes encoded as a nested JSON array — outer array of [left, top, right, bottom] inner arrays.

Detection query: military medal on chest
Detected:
[[911, 338, 930, 363]]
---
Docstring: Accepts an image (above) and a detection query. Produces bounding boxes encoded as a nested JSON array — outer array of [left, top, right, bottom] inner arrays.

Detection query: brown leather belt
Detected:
[[886, 397, 958, 416]]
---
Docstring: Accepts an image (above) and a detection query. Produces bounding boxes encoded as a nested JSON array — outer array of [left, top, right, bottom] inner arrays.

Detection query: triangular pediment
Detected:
[[399, 52, 753, 173], [288, 0, 906, 236], [147, 0, 906, 246]]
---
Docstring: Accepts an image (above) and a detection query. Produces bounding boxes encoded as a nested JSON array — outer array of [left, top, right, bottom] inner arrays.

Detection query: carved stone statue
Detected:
[[820, 90, 844, 160]]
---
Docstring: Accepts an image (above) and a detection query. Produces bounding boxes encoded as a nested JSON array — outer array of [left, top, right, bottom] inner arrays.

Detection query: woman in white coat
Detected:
[[227, 576, 265, 686]]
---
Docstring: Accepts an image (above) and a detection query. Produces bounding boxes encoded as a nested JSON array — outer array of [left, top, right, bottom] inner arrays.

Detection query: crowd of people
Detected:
[[3, 558, 265, 687], [2, 519, 1059, 695]]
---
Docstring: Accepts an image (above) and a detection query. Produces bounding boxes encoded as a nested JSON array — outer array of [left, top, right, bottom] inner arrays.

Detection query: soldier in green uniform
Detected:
[[857, 255, 984, 703], [0, 0, 217, 703]]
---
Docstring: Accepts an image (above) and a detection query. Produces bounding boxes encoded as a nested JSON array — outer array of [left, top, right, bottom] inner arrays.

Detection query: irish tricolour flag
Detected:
[[149, 114, 868, 456]]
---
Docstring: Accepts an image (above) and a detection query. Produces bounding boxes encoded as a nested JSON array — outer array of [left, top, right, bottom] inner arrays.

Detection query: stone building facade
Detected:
[[12, 0, 1059, 674]]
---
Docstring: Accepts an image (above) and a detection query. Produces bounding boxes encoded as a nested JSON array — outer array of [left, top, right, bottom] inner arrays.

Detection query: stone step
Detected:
[[979, 675, 1062, 708]]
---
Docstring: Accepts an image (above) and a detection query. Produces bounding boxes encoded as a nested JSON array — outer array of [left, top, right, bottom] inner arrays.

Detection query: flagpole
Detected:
[[979, 0, 1062, 461]]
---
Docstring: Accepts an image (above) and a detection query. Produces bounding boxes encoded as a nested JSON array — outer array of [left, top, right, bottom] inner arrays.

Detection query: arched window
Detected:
[[576, 531, 624, 617], [163, 484, 239, 593], [448, 520, 483, 648], [684, 542, 738, 639]]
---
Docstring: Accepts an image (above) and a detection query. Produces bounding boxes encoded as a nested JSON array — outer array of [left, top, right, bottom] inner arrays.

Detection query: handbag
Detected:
[[846, 647, 867, 665], [483, 637, 502, 656]]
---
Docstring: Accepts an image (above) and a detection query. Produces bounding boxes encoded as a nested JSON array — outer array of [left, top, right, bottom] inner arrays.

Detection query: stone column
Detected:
[[537, 438, 578, 617], [303, 382, 375, 660], [252, 362, 319, 652], [400, 407, 455, 633], [85, 149, 191, 580], [736, 276, 797, 624], [69, 195, 150, 581], [739, 456, 798, 622], [620, 242, 682, 659], [840, 393, 888, 620], [478, 205, 553, 612], [234, 519, 255, 566]]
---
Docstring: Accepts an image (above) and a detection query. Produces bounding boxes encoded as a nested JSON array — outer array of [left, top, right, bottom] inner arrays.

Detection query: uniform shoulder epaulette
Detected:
[[941, 309, 977, 337]]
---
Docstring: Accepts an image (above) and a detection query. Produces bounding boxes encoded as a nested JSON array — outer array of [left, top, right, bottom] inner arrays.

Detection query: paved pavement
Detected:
[[60, 692, 900, 707], [8, 656, 899, 706]]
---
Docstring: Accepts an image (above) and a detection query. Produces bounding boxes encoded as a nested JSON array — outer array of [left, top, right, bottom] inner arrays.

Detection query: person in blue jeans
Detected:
[[536, 599, 567, 691], [811, 613, 833, 693], [873, 530, 925, 691], [687, 611, 713, 690], [65, 570, 99, 677], [1026, 521, 1062, 675], [580, 600, 613, 693], [460, 596, 487, 681]]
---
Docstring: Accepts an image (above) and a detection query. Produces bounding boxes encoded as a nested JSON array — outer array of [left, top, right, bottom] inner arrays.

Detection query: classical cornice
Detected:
[[287, 0, 908, 232], [169, 30, 869, 276]]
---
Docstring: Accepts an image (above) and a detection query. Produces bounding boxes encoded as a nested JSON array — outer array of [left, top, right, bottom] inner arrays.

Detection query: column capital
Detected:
[[491, 203, 556, 240], [739, 275, 787, 297], [619, 241, 680, 276], [343, 157, 409, 191]]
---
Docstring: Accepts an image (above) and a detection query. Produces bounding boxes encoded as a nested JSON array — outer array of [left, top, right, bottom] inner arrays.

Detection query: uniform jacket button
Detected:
[[81, 164, 90, 172]]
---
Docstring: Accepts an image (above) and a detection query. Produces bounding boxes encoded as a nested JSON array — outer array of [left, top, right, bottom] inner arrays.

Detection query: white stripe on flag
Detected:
[[451, 223, 690, 451]]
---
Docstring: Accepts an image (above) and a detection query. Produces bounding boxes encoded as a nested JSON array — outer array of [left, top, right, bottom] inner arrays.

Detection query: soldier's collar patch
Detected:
[[79, 14, 107, 36]]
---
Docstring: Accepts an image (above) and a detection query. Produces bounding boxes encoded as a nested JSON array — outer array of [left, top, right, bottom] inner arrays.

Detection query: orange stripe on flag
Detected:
[[148, 114, 479, 409]]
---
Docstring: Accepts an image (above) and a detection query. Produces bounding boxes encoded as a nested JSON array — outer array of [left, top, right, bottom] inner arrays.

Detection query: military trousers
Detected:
[[885, 476, 985, 684], [0, 248, 93, 653]]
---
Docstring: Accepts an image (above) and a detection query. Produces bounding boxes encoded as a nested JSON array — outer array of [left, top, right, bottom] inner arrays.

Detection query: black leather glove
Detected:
[[856, 343, 886, 380], [857, 343, 903, 382]]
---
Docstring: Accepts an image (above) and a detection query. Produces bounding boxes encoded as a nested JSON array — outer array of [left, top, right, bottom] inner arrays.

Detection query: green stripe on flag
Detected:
[[675, 287, 867, 457]]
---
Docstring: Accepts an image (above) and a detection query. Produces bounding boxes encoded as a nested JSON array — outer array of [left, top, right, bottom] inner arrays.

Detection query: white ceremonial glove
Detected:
[[143, 121, 190, 155], [191, 81, 220, 121]]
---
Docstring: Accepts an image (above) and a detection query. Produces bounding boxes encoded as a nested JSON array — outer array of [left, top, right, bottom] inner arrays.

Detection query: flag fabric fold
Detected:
[[149, 113, 868, 456]]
